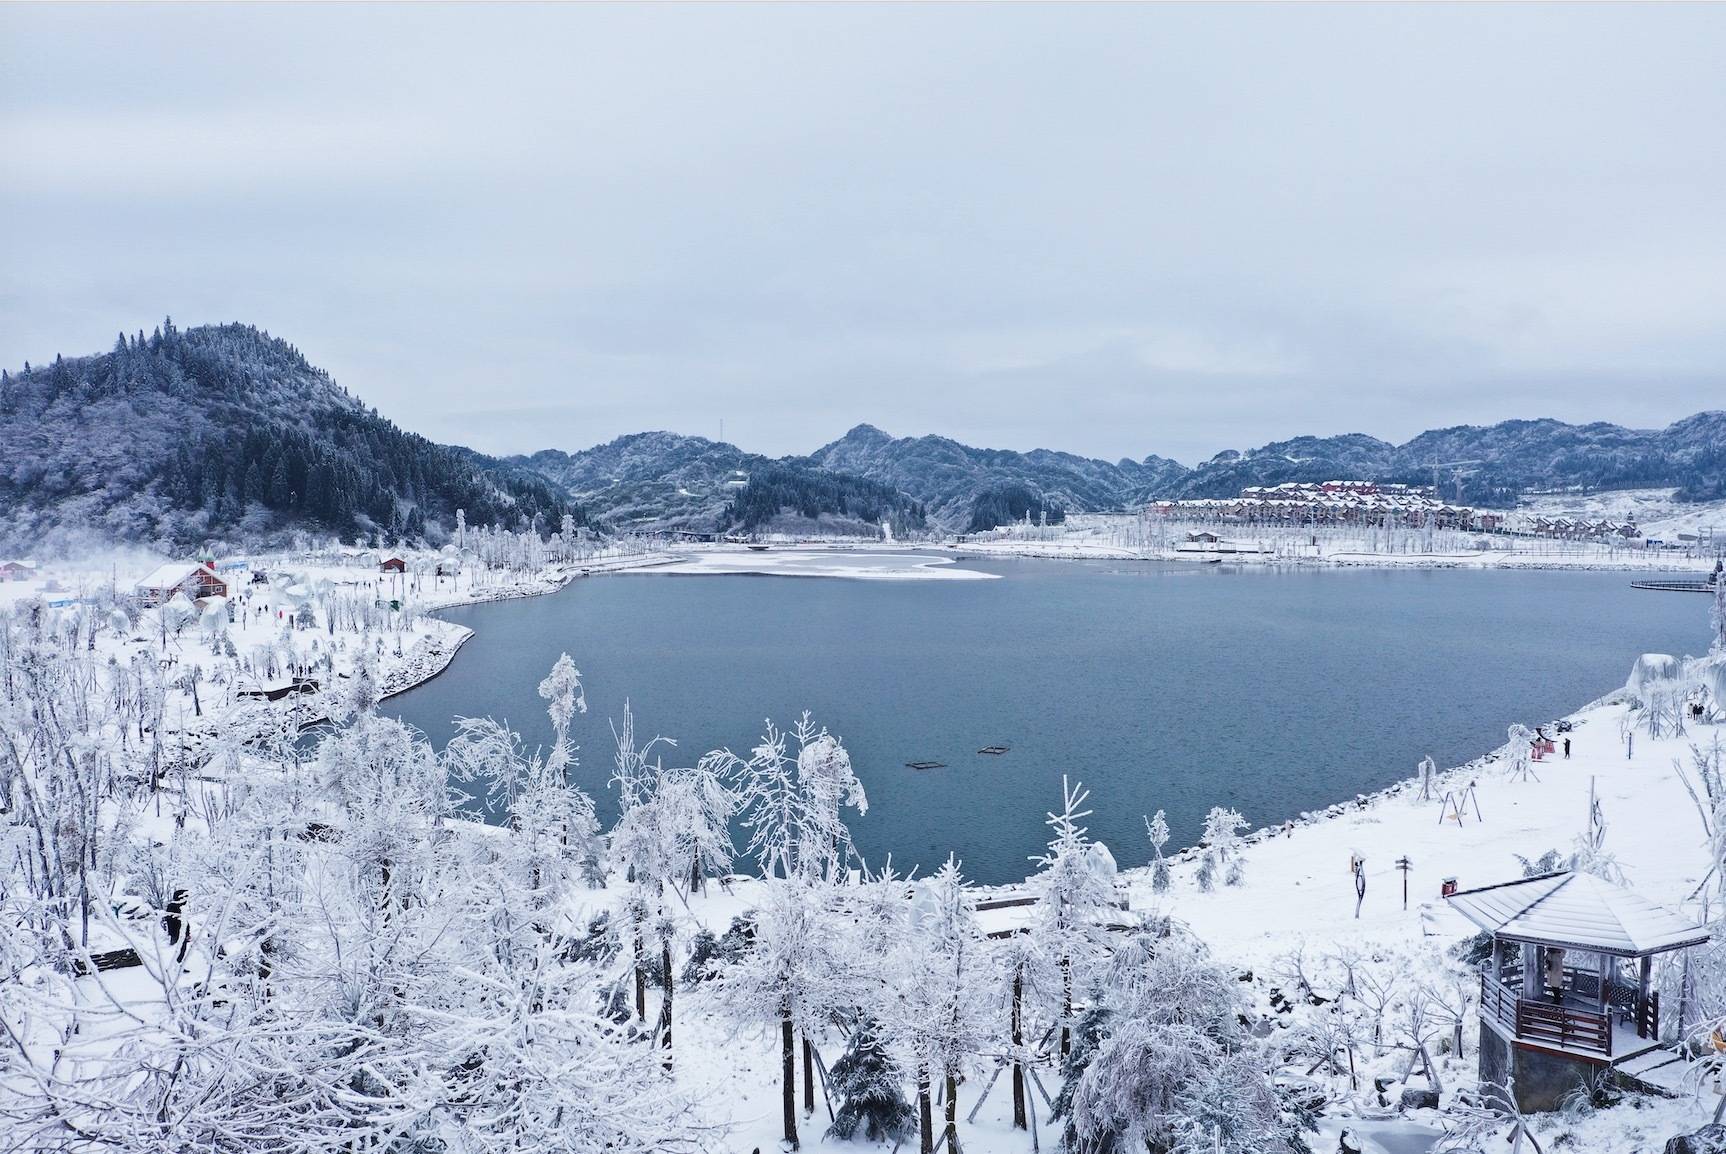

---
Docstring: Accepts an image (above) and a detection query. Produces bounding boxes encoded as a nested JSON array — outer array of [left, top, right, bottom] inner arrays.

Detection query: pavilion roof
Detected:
[[1446, 871, 1710, 958]]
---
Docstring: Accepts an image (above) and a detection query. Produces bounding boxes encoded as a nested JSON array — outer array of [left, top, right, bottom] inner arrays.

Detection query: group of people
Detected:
[[1531, 725, 1571, 760]]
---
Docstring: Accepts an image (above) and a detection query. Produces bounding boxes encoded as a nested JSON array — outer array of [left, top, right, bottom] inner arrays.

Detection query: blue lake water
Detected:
[[385, 557, 1712, 885]]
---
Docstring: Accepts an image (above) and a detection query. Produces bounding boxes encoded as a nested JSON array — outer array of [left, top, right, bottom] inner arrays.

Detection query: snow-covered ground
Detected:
[[960, 511, 1723, 572], [543, 688, 1726, 1154], [0, 543, 674, 752], [1518, 488, 1726, 545], [7, 539, 1724, 1153], [1142, 698, 1705, 966]]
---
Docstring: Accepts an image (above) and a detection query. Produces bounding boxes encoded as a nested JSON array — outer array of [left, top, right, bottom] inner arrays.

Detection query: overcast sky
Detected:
[[2, 4, 1722, 465]]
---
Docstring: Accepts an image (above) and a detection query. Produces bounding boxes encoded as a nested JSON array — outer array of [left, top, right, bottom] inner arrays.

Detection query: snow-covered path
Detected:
[[1137, 700, 1713, 967]]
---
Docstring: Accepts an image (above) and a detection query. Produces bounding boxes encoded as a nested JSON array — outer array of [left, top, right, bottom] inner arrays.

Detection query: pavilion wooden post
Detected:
[[1637, 956, 1653, 1038], [1520, 943, 1540, 1000]]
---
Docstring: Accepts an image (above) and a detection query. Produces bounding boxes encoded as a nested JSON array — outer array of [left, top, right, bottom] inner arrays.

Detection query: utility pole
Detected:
[[1396, 856, 1412, 911]]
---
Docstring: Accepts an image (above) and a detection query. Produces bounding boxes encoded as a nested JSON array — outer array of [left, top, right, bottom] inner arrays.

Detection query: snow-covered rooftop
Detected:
[[134, 562, 217, 590], [1446, 871, 1709, 957]]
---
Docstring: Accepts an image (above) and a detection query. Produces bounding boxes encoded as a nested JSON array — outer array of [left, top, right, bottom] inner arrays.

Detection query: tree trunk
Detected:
[[1060, 955, 1073, 1056], [803, 1034, 815, 1114], [658, 937, 673, 1069], [632, 903, 647, 1021], [917, 1065, 934, 1154], [782, 1015, 800, 1149], [944, 1070, 959, 1153], [1011, 969, 1027, 1130]]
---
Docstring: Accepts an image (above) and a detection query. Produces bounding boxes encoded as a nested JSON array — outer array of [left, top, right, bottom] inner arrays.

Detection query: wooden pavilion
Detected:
[[1447, 870, 1709, 1110]]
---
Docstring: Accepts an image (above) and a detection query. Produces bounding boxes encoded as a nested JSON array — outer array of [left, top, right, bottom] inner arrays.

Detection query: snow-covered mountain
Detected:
[[1161, 414, 1726, 506], [509, 411, 1726, 534], [516, 434, 927, 536], [0, 321, 575, 550], [8, 320, 1723, 545], [808, 424, 1191, 529]]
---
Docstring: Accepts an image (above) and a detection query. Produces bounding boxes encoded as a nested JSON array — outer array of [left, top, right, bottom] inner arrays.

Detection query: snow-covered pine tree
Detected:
[[1030, 777, 1119, 1057], [887, 856, 991, 1154], [1199, 805, 1249, 887], [1065, 931, 1299, 1154], [1144, 808, 1171, 892], [536, 652, 603, 885], [992, 926, 1056, 1132], [826, 1017, 917, 1142]]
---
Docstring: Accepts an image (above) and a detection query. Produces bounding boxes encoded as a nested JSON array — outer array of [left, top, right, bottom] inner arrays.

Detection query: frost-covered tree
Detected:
[[537, 652, 603, 884], [1198, 806, 1249, 889], [735, 718, 802, 879], [446, 715, 534, 816], [885, 856, 992, 1154], [793, 714, 868, 882], [1144, 809, 1172, 893], [1031, 778, 1121, 1056], [608, 702, 739, 1062], [732, 713, 867, 883], [1064, 932, 1300, 1154], [718, 876, 851, 1150], [994, 924, 1058, 1131], [1570, 788, 1627, 884]]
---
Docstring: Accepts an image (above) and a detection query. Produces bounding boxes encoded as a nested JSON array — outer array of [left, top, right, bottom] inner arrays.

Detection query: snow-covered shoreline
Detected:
[[952, 536, 1722, 573]]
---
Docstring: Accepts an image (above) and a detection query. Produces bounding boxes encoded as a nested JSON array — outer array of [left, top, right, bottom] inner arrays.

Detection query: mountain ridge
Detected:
[[5, 321, 1722, 545]]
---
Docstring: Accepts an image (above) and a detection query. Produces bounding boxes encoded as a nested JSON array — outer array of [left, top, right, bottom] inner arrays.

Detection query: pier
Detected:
[[1629, 578, 1716, 593]]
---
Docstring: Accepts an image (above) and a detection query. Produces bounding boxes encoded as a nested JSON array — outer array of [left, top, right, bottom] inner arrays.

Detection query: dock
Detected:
[[1629, 579, 1716, 593]]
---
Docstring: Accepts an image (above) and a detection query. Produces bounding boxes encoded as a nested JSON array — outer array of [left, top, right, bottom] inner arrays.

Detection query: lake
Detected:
[[385, 555, 1712, 885]]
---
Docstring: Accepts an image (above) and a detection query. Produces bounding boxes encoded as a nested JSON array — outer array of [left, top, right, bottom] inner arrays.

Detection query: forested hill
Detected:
[[810, 424, 1189, 527], [518, 433, 760, 533], [1165, 413, 1726, 506], [517, 433, 924, 536], [721, 464, 925, 536], [528, 412, 1726, 534], [804, 415, 1726, 523], [0, 321, 574, 550]]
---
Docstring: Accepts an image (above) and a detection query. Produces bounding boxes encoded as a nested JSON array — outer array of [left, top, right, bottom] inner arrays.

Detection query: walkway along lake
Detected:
[[386, 556, 1712, 886]]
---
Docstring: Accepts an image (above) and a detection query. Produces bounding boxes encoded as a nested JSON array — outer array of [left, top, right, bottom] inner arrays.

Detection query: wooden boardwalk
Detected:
[[1629, 579, 1716, 593]]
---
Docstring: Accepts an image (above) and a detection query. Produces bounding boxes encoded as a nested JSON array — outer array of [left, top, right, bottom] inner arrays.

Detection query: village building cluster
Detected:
[[1150, 480, 1645, 541], [1150, 480, 1494, 531]]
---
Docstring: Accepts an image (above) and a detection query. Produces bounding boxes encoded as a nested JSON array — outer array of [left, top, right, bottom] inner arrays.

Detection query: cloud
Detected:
[[2, 3, 1723, 460]]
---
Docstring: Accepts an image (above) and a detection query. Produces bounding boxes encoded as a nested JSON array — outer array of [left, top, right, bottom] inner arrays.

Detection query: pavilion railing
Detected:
[[1480, 971, 1519, 1036], [1479, 972, 1613, 1058]]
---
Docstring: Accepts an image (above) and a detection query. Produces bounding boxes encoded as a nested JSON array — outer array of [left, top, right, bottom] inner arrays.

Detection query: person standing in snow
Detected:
[[1563, 736, 1571, 759]]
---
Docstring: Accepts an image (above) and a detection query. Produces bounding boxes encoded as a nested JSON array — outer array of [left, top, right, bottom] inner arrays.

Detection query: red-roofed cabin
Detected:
[[134, 563, 228, 607], [380, 557, 407, 573], [0, 561, 36, 582]]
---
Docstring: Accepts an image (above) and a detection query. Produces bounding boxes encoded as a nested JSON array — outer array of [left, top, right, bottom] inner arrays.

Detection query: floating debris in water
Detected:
[[977, 745, 1011, 756], [905, 760, 946, 770]]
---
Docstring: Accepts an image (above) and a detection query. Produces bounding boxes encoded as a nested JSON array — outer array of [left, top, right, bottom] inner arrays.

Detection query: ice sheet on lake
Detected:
[[633, 550, 999, 580]]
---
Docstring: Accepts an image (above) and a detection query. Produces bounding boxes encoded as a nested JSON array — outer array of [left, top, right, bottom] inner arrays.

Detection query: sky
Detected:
[[2, 4, 1723, 466]]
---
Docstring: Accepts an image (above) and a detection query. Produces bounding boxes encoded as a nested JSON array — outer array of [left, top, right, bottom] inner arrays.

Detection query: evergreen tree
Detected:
[[827, 1018, 916, 1143]]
